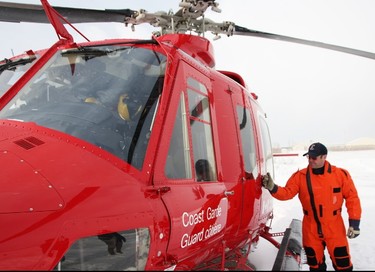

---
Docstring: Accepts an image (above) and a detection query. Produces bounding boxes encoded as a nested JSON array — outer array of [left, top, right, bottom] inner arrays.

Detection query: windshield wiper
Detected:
[[61, 46, 132, 61], [0, 54, 37, 73]]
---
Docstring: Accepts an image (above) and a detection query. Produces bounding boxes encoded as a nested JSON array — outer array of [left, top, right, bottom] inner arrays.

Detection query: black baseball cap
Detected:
[[303, 142, 328, 157]]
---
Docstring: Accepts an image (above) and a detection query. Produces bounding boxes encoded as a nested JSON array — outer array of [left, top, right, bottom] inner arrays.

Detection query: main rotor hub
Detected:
[[124, 0, 235, 38]]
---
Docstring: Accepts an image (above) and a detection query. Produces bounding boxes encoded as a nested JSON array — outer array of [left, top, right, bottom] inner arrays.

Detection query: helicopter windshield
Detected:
[[0, 52, 39, 97], [0, 44, 167, 169]]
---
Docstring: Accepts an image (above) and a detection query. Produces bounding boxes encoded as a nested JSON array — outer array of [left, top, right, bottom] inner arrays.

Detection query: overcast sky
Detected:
[[1, 0, 375, 147]]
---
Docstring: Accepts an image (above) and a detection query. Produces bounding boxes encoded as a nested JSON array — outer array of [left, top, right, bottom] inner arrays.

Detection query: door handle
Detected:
[[224, 190, 234, 196]]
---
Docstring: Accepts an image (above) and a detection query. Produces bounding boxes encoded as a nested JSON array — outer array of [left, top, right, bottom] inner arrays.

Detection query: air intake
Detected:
[[14, 136, 45, 150]]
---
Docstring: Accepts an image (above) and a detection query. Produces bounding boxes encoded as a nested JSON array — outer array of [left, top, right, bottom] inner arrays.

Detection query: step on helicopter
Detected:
[[0, 1, 374, 271]]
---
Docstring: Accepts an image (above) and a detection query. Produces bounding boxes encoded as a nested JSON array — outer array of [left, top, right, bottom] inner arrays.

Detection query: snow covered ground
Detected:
[[249, 149, 375, 271]]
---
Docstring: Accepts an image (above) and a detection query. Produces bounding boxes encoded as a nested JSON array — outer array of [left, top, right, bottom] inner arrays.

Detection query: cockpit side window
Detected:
[[187, 78, 217, 182], [165, 77, 217, 182], [165, 93, 192, 179], [258, 114, 274, 178], [236, 105, 257, 178]]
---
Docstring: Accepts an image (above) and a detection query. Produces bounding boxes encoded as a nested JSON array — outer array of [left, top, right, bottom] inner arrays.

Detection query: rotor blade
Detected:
[[0, 1, 135, 24], [234, 25, 375, 60]]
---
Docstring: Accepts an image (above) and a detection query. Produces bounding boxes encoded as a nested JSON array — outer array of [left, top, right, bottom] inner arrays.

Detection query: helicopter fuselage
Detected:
[[0, 33, 274, 270]]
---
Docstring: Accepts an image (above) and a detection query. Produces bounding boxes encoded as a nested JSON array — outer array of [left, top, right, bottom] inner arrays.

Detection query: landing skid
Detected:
[[261, 219, 304, 271]]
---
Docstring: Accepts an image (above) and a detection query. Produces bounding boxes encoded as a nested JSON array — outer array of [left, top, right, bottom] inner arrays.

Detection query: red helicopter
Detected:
[[0, 1, 374, 271]]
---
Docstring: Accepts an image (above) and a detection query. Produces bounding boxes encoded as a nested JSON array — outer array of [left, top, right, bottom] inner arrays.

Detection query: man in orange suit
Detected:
[[262, 142, 361, 271]]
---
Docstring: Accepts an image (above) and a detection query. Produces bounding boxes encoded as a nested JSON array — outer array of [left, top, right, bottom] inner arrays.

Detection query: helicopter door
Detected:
[[153, 62, 228, 265], [235, 97, 274, 233]]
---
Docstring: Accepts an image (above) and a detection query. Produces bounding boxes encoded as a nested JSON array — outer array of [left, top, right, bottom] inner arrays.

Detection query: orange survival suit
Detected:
[[270, 161, 361, 270]]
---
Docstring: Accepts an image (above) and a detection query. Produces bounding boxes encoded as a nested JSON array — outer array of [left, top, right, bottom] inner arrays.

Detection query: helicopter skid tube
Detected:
[[260, 219, 303, 271]]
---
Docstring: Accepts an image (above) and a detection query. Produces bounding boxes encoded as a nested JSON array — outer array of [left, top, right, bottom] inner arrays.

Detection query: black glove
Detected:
[[347, 219, 360, 239], [262, 172, 275, 191]]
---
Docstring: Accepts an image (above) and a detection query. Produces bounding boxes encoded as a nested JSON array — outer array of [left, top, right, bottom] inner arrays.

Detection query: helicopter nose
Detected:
[[0, 150, 64, 214]]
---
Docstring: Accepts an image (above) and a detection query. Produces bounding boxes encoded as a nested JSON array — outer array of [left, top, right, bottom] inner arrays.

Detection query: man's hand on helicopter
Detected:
[[262, 172, 275, 191]]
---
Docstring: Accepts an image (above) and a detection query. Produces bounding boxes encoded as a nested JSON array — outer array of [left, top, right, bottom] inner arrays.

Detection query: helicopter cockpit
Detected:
[[0, 44, 167, 169]]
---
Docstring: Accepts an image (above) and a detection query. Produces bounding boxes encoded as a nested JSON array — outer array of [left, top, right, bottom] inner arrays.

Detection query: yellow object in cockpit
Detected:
[[118, 94, 130, 121], [84, 97, 99, 104]]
